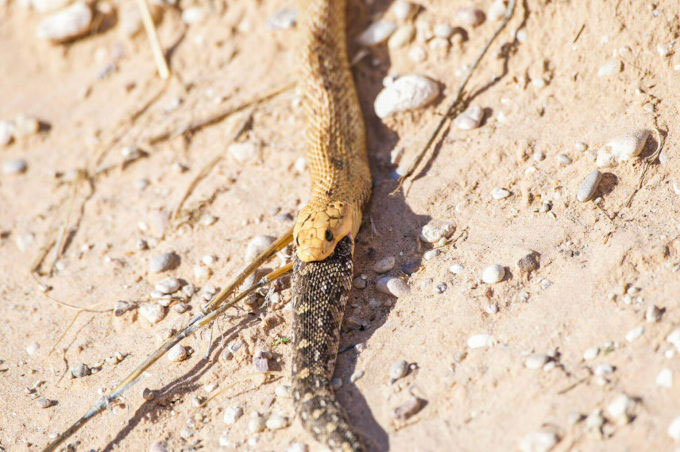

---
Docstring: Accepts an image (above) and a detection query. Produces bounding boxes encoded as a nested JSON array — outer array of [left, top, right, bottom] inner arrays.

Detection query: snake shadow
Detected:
[[101, 314, 258, 451], [333, 1, 431, 451]]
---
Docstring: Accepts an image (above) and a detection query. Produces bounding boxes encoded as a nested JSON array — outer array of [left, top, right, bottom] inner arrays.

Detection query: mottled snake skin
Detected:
[[292, 237, 364, 451], [291, 0, 371, 450]]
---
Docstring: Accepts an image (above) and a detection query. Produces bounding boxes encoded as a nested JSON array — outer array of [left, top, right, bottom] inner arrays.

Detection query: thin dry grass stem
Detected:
[[136, 0, 170, 79], [622, 127, 665, 209], [42, 258, 293, 452], [199, 372, 284, 408], [391, 0, 517, 194]]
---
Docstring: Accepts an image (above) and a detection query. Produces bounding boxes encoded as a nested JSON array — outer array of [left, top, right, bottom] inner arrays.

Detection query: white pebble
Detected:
[[374, 75, 439, 118], [491, 187, 511, 199], [595, 148, 616, 168], [2, 158, 27, 174], [181, 7, 204, 24], [657, 368, 673, 388], [519, 431, 559, 452], [37, 2, 92, 43], [357, 21, 396, 46], [408, 46, 427, 62], [248, 415, 266, 434], [350, 369, 365, 383], [604, 129, 650, 162], [583, 346, 600, 361], [223, 405, 243, 424], [593, 363, 613, 376], [419, 221, 455, 243], [454, 105, 484, 130], [0, 121, 14, 146], [597, 60, 622, 77], [666, 328, 680, 351], [373, 256, 395, 273], [32, 0, 70, 12], [286, 443, 308, 452], [266, 414, 289, 430], [423, 249, 440, 261], [389, 359, 408, 380], [155, 277, 180, 295], [294, 157, 307, 174], [392, 0, 416, 22], [201, 255, 216, 266], [246, 235, 276, 261], [481, 264, 505, 284], [574, 141, 587, 152], [275, 384, 291, 398], [668, 416, 680, 441], [455, 7, 485, 27], [139, 304, 166, 324], [488, 0, 508, 21], [433, 23, 454, 39], [524, 353, 550, 370], [194, 265, 211, 281], [576, 170, 602, 202], [167, 344, 188, 362], [556, 153, 572, 165], [148, 252, 178, 273], [467, 334, 495, 349], [267, 7, 297, 30], [657, 43, 670, 57], [606, 393, 635, 425], [625, 325, 645, 343], [449, 263, 464, 274], [228, 142, 259, 163], [26, 342, 40, 355], [376, 277, 410, 297]]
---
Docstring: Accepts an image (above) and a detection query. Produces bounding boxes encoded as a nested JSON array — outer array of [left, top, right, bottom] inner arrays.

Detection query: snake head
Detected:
[[294, 201, 354, 262]]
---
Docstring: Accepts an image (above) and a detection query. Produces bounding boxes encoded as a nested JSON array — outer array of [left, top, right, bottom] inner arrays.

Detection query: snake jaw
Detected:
[[294, 201, 355, 262]]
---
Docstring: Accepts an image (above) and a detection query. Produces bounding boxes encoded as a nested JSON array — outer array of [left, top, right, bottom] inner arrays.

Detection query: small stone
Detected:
[[667, 328, 680, 351], [389, 359, 408, 380], [574, 141, 588, 152], [0, 121, 14, 146], [246, 235, 276, 261], [517, 252, 539, 274], [595, 148, 616, 168], [286, 443, 308, 452], [194, 265, 211, 281], [181, 7, 204, 24], [228, 142, 259, 163], [488, 0, 508, 21], [266, 414, 289, 430], [352, 275, 368, 289], [155, 277, 180, 294], [519, 431, 559, 452], [218, 436, 230, 447], [71, 363, 90, 378], [586, 409, 604, 430], [491, 187, 511, 199], [374, 75, 439, 118], [484, 302, 499, 314], [142, 388, 155, 401], [275, 384, 291, 398], [625, 325, 645, 342], [656, 43, 671, 57], [423, 249, 440, 260], [420, 221, 455, 243], [524, 353, 550, 370], [373, 256, 395, 273], [577, 170, 602, 202], [392, 0, 416, 22], [668, 416, 680, 441], [15, 115, 40, 138], [293, 157, 307, 173], [583, 346, 600, 361], [433, 23, 454, 39], [455, 7, 485, 27], [26, 342, 40, 355], [248, 415, 266, 434], [481, 264, 505, 284], [533, 150, 546, 161], [468, 334, 494, 349], [376, 277, 411, 297], [593, 363, 613, 376], [267, 7, 297, 30], [605, 129, 650, 162], [223, 405, 244, 425], [168, 344, 188, 362], [173, 303, 190, 314], [200, 214, 217, 226], [449, 263, 464, 274], [606, 393, 636, 425], [657, 368, 673, 388], [597, 60, 622, 77], [37, 398, 53, 409], [357, 20, 396, 46], [388, 24, 415, 49], [2, 158, 27, 174], [408, 45, 427, 62], [391, 396, 422, 420], [454, 105, 484, 130], [139, 304, 166, 324], [646, 305, 662, 322], [557, 154, 572, 165], [148, 252, 179, 273], [434, 282, 447, 294], [37, 2, 92, 43], [350, 369, 365, 383], [253, 353, 269, 372]]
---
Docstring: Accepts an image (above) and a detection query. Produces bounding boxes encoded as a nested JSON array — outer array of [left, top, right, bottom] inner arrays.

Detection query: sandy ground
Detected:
[[1, 0, 680, 451]]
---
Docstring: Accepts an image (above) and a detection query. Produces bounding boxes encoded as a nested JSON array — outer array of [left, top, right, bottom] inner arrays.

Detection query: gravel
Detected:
[[491, 187, 511, 199], [167, 344, 188, 362], [392, 0, 416, 22], [391, 396, 422, 420], [376, 277, 411, 297], [583, 346, 600, 361], [524, 353, 550, 370], [517, 252, 539, 274], [267, 7, 297, 30], [223, 405, 244, 425], [266, 414, 289, 430], [656, 368, 673, 388], [357, 21, 396, 46], [598, 59, 622, 77], [374, 75, 440, 118], [37, 397, 54, 409], [248, 415, 266, 433], [71, 363, 91, 378], [454, 105, 484, 130], [455, 7, 485, 27], [625, 325, 645, 342], [449, 263, 464, 274], [373, 256, 395, 273], [139, 303, 166, 324], [606, 393, 636, 425], [420, 221, 455, 243], [577, 170, 602, 202], [155, 277, 180, 294], [481, 264, 505, 284], [389, 359, 409, 380], [645, 305, 662, 322], [468, 334, 494, 349], [352, 275, 368, 289], [228, 142, 259, 164], [148, 252, 179, 273], [2, 158, 27, 174], [246, 235, 276, 261], [668, 416, 680, 441], [519, 431, 559, 452], [37, 2, 92, 43]]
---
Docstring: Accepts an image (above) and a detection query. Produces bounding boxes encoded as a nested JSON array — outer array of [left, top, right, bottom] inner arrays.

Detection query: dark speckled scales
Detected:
[[292, 237, 365, 451]]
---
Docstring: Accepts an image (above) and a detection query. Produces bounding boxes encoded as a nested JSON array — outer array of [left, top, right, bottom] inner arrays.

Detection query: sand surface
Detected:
[[1, 0, 679, 451]]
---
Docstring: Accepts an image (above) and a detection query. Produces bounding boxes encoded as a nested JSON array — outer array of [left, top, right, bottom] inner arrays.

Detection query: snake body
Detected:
[[291, 0, 371, 450]]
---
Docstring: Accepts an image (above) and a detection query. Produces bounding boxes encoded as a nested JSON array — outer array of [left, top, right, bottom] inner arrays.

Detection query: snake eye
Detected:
[[324, 229, 334, 242]]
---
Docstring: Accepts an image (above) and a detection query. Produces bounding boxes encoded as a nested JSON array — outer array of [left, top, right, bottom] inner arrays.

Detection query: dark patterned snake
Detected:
[[290, 0, 371, 450]]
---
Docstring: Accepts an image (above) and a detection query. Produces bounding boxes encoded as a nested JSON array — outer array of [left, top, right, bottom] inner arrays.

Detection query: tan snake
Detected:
[[290, 0, 371, 450]]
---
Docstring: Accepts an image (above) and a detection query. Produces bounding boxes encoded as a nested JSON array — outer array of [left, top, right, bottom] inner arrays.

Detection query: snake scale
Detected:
[[290, 0, 371, 450]]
